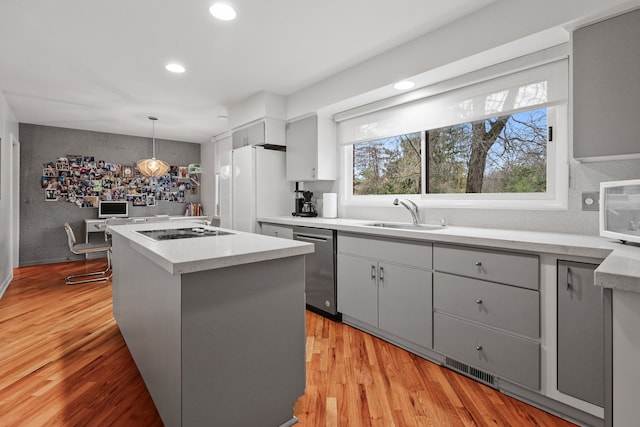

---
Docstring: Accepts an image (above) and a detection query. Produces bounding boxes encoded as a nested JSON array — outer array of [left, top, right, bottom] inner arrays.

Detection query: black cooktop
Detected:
[[137, 227, 234, 241]]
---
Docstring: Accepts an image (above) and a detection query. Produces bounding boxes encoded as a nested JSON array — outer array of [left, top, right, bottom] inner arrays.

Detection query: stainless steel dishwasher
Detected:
[[293, 226, 338, 319]]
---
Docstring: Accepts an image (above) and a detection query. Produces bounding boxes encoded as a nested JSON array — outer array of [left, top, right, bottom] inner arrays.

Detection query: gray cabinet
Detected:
[[286, 114, 336, 181], [433, 272, 539, 337], [337, 234, 432, 349], [337, 254, 379, 326], [433, 243, 540, 389], [573, 9, 640, 159], [260, 223, 293, 239], [232, 118, 285, 149], [433, 243, 539, 290], [434, 313, 540, 389], [557, 260, 609, 408]]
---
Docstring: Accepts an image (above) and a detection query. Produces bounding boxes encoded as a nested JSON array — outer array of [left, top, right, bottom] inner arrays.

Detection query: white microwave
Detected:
[[600, 179, 640, 244]]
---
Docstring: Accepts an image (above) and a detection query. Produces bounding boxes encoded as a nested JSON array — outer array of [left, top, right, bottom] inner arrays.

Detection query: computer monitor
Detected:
[[98, 201, 129, 218]]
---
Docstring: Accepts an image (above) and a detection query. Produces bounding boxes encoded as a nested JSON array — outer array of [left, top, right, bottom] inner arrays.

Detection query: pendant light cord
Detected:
[[149, 116, 158, 159]]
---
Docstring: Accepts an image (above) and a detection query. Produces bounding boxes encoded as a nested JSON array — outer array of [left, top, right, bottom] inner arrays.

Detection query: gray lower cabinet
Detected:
[[557, 260, 607, 407], [433, 243, 540, 390], [337, 254, 379, 326], [260, 223, 293, 239], [433, 243, 539, 290], [433, 272, 540, 338], [337, 234, 432, 349], [434, 313, 540, 389], [378, 262, 432, 347]]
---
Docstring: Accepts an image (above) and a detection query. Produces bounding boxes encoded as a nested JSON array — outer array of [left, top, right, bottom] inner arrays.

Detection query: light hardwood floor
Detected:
[[0, 260, 575, 426]]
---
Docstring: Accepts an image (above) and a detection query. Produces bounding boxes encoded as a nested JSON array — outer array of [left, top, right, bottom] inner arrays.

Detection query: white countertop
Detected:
[[108, 221, 313, 275], [258, 216, 640, 293]]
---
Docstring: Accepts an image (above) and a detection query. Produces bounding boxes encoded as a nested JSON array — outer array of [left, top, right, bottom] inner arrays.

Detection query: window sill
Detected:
[[343, 195, 568, 211]]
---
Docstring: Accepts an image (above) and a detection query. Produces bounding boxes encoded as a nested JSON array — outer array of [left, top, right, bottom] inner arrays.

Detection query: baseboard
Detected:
[[0, 271, 13, 300], [19, 256, 82, 267]]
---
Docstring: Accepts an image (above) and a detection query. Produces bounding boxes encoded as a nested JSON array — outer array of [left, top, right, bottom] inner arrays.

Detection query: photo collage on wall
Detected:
[[41, 155, 201, 208]]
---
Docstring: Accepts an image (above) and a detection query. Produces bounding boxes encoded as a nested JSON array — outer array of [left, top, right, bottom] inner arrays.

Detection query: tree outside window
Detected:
[[353, 132, 422, 195], [352, 107, 548, 196]]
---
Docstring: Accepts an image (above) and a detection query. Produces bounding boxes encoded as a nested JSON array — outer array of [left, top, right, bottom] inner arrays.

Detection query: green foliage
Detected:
[[352, 107, 548, 195], [353, 133, 421, 195]]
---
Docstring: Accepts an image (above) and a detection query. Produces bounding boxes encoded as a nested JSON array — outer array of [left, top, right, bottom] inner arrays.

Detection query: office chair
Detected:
[[63, 222, 112, 285]]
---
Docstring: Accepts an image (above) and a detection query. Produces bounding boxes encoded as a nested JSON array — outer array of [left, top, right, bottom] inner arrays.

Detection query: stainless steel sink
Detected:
[[361, 222, 445, 231]]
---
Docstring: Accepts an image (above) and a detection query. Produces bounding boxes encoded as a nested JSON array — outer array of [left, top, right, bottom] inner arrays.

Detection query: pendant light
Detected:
[[137, 116, 170, 177]]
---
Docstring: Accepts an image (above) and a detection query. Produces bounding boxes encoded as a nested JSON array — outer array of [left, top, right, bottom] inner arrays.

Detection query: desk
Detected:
[[84, 216, 207, 259]]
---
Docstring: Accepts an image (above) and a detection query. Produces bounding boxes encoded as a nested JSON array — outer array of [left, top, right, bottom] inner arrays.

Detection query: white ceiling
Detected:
[[0, 0, 496, 143]]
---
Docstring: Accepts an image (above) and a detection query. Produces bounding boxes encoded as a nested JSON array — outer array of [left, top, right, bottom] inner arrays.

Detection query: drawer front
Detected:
[[260, 223, 293, 239], [433, 272, 539, 337], [434, 313, 540, 390], [433, 244, 538, 290], [339, 234, 432, 269]]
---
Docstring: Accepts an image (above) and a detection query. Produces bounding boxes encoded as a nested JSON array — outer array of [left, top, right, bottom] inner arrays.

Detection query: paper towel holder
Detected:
[[323, 193, 338, 218]]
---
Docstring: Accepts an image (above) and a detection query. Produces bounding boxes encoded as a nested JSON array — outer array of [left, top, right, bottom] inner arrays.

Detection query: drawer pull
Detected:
[[475, 261, 482, 266], [476, 345, 483, 351], [476, 299, 483, 305]]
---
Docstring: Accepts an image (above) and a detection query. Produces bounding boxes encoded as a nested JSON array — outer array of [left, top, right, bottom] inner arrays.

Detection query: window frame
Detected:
[[340, 104, 568, 210]]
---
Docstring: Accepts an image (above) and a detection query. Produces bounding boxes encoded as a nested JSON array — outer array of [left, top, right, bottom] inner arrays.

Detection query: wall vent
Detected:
[[444, 357, 496, 388]]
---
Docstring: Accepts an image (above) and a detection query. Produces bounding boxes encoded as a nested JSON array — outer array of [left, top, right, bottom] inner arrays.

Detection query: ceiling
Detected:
[[0, 0, 497, 143]]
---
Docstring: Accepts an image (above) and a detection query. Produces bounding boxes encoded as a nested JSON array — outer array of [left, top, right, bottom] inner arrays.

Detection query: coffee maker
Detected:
[[292, 183, 318, 217]]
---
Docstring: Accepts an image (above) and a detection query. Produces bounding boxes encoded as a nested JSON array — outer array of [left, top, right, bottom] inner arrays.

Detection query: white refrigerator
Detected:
[[219, 145, 291, 232]]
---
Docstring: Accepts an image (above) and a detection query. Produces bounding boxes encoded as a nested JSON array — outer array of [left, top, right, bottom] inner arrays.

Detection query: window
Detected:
[[427, 107, 547, 194], [352, 108, 548, 196], [353, 132, 422, 195], [339, 55, 568, 209]]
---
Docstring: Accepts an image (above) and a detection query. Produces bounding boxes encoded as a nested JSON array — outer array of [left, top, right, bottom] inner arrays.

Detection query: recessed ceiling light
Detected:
[[165, 63, 186, 73], [210, 3, 236, 21], [393, 80, 415, 90]]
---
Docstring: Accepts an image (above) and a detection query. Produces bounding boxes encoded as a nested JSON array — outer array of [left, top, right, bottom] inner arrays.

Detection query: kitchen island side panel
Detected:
[[180, 255, 306, 427], [111, 234, 182, 427]]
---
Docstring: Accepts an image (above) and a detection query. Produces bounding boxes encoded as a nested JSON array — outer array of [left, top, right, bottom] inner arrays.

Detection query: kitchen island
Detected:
[[107, 221, 314, 427]]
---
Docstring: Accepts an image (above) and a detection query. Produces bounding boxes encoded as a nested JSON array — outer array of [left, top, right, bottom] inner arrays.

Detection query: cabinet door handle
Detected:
[[379, 266, 385, 287], [567, 267, 572, 290], [371, 265, 376, 283], [476, 299, 482, 305], [476, 345, 483, 351]]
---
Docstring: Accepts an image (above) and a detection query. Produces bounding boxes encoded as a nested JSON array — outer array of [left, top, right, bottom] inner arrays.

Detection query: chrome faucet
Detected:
[[393, 198, 420, 225]]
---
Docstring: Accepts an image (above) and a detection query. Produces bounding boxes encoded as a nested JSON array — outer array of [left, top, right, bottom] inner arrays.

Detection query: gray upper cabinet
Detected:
[[286, 115, 336, 181], [573, 9, 640, 160], [232, 118, 285, 149]]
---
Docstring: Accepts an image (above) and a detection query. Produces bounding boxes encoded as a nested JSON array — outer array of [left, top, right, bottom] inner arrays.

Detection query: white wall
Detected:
[[287, 0, 640, 118], [0, 89, 19, 298], [283, 0, 640, 236]]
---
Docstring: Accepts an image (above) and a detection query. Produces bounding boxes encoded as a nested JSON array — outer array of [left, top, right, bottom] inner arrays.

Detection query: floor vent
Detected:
[[444, 357, 496, 388]]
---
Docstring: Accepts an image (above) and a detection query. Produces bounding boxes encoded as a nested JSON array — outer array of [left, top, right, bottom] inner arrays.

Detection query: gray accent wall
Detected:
[[19, 123, 201, 266]]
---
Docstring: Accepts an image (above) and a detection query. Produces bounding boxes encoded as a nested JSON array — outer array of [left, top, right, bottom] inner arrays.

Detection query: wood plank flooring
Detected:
[[0, 260, 576, 426]]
